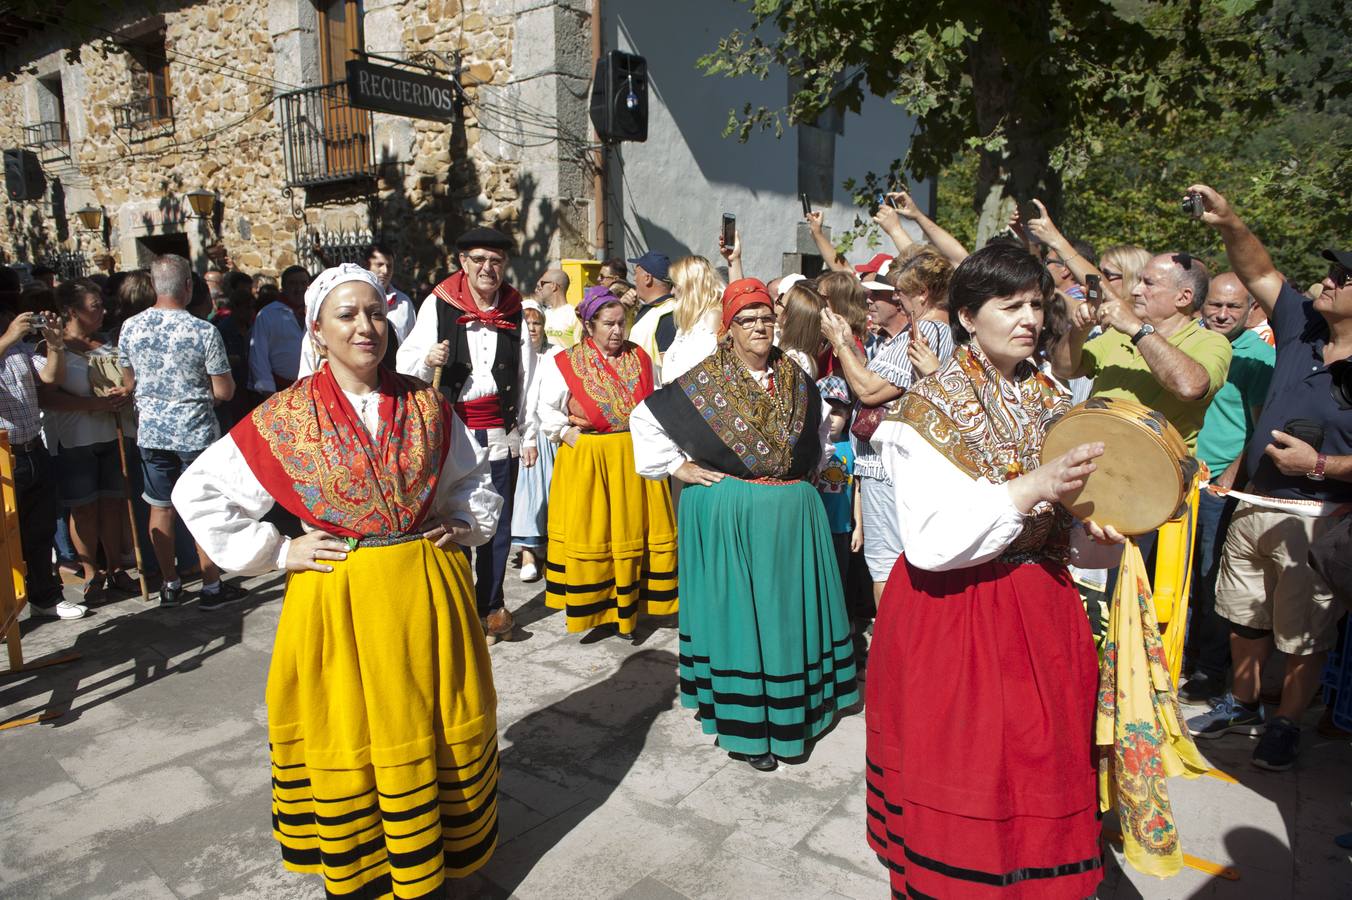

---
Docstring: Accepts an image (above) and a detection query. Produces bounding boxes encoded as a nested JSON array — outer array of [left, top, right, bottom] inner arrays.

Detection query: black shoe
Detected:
[[1253, 716, 1301, 771], [1178, 673, 1224, 706], [730, 751, 778, 772], [158, 583, 191, 608], [199, 581, 247, 611]]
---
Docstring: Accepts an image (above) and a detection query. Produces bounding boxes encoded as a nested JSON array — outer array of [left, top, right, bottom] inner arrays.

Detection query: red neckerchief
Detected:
[[432, 270, 522, 330], [231, 365, 450, 538], [387, 291, 399, 309]]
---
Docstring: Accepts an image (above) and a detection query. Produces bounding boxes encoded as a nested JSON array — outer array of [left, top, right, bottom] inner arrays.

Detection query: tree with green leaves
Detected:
[[700, 0, 1348, 249]]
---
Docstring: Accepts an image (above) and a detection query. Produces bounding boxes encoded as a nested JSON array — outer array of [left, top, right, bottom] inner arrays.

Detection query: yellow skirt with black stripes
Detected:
[[267, 538, 498, 899], [546, 431, 678, 634]]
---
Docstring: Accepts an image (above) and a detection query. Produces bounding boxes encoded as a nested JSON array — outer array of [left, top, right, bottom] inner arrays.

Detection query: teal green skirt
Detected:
[[677, 477, 860, 757]]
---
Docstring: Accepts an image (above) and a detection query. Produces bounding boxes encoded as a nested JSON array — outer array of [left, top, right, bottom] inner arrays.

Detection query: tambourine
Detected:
[[1040, 396, 1199, 536]]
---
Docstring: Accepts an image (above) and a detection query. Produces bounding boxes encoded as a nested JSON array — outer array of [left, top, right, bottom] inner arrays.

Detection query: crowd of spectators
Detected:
[[1, 181, 1347, 774]]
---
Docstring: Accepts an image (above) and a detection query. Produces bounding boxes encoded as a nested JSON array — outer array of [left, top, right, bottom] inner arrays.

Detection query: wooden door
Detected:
[[317, 0, 368, 178]]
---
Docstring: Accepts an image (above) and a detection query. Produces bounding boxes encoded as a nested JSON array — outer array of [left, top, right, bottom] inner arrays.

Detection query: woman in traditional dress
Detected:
[[538, 285, 678, 639], [512, 299, 558, 582], [631, 278, 860, 772], [174, 264, 503, 899], [865, 244, 1124, 899]]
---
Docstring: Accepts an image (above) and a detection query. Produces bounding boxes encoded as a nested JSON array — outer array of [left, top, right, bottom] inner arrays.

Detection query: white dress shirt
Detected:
[[660, 319, 718, 385], [248, 301, 304, 392], [871, 418, 1122, 573], [395, 290, 537, 406], [172, 391, 502, 575], [630, 365, 835, 479]]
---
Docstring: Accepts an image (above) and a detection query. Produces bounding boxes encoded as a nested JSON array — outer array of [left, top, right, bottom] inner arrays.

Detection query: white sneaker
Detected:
[[520, 563, 540, 582], [29, 599, 88, 620]]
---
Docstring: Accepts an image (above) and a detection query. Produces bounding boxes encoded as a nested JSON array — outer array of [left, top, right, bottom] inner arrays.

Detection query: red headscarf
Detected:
[[432, 270, 523, 330], [722, 278, 774, 330]]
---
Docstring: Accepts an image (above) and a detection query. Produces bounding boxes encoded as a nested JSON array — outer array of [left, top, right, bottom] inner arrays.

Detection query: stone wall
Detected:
[[0, 0, 595, 289]]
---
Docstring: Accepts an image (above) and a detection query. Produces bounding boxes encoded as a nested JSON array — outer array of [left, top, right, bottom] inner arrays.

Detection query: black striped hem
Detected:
[[904, 846, 1102, 887]]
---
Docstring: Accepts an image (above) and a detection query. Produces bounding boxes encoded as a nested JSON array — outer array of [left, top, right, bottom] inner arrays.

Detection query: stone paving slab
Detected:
[[2, 567, 1350, 899]]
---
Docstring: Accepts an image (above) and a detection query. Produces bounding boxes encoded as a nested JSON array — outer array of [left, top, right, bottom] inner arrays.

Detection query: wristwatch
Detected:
[[1130, 323, 1156, 346], [1309, 453, 1327, 482]]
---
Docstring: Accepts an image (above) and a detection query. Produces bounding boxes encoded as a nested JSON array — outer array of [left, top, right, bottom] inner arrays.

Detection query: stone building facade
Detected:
[[0, 0, 595, 288]]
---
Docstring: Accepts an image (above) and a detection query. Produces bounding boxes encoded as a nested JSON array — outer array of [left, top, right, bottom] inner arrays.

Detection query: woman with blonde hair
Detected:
[[661, 255, 725, 383], [1098, 244, 1152, 299]]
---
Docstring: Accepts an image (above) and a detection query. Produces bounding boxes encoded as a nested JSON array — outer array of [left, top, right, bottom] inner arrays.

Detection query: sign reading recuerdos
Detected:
[[345, 60, 458, 121]]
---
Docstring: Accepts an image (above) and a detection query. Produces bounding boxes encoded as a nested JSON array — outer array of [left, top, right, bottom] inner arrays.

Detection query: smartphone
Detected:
[[800, 192, 812, 217], [1283, 418, 1325, 451], [1085, 274, 1102, 305], [721, 213, 736, 248]]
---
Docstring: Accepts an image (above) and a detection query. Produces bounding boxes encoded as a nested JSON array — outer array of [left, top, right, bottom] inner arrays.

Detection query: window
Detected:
[[126, 30, 172, 122], [315, 0, 370, 180], [25, 74, 68, 150]]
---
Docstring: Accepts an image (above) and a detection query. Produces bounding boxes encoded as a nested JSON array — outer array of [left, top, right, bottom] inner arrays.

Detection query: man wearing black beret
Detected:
[[398, 226, 536, 643]]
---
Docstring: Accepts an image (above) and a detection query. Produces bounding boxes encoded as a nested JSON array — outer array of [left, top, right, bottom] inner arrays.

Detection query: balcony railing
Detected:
[[113, 95, 174, 140], [23, 120, 68, 149], [278, 81, 376, 189]]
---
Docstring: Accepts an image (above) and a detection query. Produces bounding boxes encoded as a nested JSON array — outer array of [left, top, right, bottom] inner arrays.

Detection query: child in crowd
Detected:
[[512, 300, 559, 581], [816, 376, 870, 664]]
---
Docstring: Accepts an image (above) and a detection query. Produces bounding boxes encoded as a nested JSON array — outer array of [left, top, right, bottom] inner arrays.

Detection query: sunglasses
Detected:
[[1328, 263, 1352, 289]]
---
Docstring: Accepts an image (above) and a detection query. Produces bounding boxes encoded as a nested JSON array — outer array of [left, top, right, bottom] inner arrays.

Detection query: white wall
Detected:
[[603, 0, 933, 280]]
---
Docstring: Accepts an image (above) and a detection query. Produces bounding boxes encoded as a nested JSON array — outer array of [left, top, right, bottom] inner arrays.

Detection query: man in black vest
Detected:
[[397, 227, 537, 643]]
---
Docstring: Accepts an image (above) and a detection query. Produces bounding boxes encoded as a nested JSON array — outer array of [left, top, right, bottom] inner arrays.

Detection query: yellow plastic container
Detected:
[[561, 259, 603, 306]]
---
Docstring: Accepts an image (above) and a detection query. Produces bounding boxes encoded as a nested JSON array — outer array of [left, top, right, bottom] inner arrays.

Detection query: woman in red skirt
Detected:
[[866, 243, 1124, 899]]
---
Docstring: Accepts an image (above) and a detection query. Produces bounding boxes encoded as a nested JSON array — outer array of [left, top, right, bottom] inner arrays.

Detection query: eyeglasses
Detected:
[[536, 280, 559, 290], [465, 254, 506, 269], [1328, 264, 1352, 289], [731, 314, 776, 329], [1045, 257, 1067, 267], [1101, 268, 1123, 282]]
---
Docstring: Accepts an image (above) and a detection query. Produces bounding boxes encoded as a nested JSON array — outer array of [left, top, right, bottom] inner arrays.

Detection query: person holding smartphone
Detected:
[[1182, 184, 1352, 773]]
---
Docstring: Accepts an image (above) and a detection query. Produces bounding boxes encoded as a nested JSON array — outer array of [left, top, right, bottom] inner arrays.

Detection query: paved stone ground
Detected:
[[2, 566, 1350, 900]]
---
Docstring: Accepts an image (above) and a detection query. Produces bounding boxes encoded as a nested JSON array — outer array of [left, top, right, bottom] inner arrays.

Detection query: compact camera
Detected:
[[1181, 191, 1205, 218]]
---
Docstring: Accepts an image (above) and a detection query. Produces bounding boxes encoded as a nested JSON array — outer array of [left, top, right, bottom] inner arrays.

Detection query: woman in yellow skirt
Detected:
[[537, 285, 677, 639], [174, 264, 504, 899]]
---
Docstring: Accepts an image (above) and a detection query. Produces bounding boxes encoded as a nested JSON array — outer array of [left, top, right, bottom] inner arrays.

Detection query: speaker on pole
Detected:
[[590, 50, 647, 143], [3, 149, 46, 202]]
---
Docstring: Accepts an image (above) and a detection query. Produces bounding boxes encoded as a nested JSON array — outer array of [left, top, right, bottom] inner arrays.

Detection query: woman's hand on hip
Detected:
[[286, 530, 349, 573], [423, 518, 473, 550], [674, 461, 724, 486]]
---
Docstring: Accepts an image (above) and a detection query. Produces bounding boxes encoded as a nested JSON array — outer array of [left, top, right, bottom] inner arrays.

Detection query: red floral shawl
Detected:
[[556, 339, 654, 433], [232, 365, 450, 538]]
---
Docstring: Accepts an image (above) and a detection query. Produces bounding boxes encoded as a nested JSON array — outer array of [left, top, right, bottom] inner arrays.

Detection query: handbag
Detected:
[[850, 402, 888, 442]]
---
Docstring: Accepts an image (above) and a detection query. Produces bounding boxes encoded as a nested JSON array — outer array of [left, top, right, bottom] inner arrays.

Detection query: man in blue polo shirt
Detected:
[[1184, 184, 1352, 772], [1178, 273, 1275, 704]]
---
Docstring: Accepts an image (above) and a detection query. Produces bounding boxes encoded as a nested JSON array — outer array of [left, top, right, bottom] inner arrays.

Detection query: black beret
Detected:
[[456, 227, 514, 254]]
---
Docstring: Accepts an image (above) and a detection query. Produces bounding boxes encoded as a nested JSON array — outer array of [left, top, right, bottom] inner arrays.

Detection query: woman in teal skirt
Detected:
[[630, 278, 859, 771]]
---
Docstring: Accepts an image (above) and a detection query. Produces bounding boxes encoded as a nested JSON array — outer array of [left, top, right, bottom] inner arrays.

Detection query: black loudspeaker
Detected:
[[590, 50, 648, 143], [4, 149, 45, 202]]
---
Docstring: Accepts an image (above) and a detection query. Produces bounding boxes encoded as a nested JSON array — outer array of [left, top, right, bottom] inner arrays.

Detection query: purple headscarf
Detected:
[[577, 284, 620, 323]]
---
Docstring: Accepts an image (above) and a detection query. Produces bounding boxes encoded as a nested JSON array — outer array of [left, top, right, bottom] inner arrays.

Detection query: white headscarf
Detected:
[[298, 263, 386, 375]]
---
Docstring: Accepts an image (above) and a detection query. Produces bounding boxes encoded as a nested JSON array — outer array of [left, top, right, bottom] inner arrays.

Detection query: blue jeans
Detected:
[[1185, 489, 1236, 680]]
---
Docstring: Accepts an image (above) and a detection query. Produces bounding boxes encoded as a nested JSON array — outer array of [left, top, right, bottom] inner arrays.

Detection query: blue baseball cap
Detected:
[[627, 250, 670, 282]]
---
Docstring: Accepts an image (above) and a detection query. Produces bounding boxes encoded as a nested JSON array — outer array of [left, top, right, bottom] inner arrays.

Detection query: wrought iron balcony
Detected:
[[278, 81, 376, 189], [23, 120, 68, 149], [113, 94, 174, 140]]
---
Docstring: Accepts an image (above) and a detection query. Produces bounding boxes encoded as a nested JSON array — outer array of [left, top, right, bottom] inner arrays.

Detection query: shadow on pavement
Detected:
[[0, 584, 283, 727], [472, 648, 678, 897]]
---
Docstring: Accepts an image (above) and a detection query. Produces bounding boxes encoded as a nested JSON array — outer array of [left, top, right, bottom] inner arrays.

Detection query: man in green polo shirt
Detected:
[[1055, 252, 1233, 452]]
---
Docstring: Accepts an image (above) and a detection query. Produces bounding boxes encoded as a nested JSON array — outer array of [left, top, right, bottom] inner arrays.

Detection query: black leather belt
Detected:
[[11, 436, 43, 455]]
